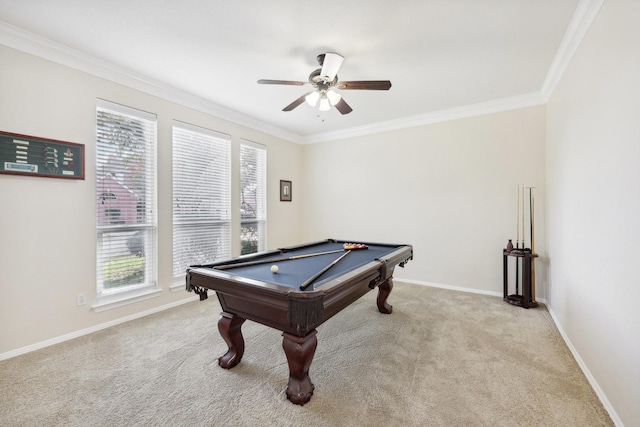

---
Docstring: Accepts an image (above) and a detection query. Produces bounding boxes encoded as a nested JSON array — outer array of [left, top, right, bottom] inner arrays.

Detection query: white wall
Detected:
[[546, 0, 640, 425], [301, 106, 547, 296], [0, 45, 304, 355]]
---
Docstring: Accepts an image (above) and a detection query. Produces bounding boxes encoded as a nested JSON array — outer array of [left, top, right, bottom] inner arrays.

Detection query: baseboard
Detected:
[[0, 295, 199, 361], [401, 278, 501, 298], [395, 277, 548, 304], [546, 305, 623, 427]]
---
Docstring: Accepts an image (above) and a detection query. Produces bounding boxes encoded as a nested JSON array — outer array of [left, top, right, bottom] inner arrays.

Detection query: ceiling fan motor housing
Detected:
[[309, 69, 338, 91]]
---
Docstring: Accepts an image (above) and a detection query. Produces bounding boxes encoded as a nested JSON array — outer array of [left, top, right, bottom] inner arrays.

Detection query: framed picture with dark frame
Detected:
[[280, 180, 292, 202], [0, 130, 85, 180]]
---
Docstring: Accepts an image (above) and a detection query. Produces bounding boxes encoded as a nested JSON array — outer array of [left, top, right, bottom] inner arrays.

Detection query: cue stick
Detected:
[[516, 185, 520, 249], [531, 189, 536, 302], [299, 250, 351, 290], [521, 184, 525, 249], [213, 249, 345, 270], [515, 185, 520, 295]]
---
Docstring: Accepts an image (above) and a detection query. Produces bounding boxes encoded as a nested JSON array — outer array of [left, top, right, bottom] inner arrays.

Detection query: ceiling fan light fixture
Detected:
[[318, 95, 331, 111], [305, 91, 320, 107], [326, 89, 341, 106]]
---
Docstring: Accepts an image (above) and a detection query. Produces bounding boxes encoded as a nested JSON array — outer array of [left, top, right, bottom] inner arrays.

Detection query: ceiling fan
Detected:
[[257, 52, 392, 115]]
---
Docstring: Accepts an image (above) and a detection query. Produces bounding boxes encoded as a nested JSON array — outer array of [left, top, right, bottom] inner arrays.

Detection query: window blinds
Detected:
[[96, 100, 157, 293], [240, 140, 267, 254], [172, 123, 231, 279]]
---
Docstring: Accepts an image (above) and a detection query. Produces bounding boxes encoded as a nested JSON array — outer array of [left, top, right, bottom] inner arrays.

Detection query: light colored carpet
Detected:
[[0, 283, 613, 426]]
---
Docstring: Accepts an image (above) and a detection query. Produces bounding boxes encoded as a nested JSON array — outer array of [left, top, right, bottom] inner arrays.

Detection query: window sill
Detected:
[[92, 286, 162, 313]]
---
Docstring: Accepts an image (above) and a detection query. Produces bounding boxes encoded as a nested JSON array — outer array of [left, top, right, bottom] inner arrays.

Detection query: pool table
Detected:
[[186, 239, 413, 405]]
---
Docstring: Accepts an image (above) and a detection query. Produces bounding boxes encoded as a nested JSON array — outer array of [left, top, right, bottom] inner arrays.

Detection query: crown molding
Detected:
[[541, 0, 605, 100], [303, 0, 604, 144], [1, 0, 603, 145], [301, 92, 547, 144], [0, 21, 302, 144]]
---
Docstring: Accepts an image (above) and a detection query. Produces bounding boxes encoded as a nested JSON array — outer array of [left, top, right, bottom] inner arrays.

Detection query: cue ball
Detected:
[[271, 265, 279, 273]]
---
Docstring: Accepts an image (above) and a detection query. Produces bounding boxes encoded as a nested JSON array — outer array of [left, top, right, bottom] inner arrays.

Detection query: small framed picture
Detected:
[[280, 180, 292, 202]]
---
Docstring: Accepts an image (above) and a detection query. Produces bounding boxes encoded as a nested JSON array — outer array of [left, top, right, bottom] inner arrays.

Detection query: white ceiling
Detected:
[[0, 0, 585, 143]]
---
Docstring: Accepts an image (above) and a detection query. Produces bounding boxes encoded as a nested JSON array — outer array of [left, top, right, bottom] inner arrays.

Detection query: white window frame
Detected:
[[94, 99, 159, 312], [172, 122, 231, 289], [240, 139, 267, 255]]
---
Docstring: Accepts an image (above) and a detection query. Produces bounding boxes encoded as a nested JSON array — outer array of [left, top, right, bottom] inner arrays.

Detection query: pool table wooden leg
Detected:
[[282, 330, 317, 405], [217, 312, 246, 369], [376, 278, 394, 314]]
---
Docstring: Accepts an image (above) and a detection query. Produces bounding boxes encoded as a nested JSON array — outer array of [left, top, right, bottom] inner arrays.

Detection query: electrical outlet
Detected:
[[77, 293, 87, 306]]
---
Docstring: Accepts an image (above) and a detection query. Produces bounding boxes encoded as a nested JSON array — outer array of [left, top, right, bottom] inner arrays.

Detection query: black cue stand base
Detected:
[[504, 293, 539, 309], [503, 248, 538, 309]]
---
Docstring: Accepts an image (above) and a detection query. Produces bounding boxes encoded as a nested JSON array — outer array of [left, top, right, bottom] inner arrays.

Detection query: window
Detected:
[[172, 122, 231, 283], [96, 100, 157, 306], [240, 140, 267, 255]]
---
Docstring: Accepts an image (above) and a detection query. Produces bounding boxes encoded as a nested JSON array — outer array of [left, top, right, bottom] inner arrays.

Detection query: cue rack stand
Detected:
[[503, 185, 538, 309], [503, 248, 538, 309]]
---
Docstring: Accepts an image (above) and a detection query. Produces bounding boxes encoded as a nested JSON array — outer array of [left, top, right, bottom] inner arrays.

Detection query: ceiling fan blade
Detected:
[[258, 79, 306, 86], [320, 53, 344, 82], [337, 80, 392, 90], [334, 98, 353, 115], [283, 92, 313, 111]]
